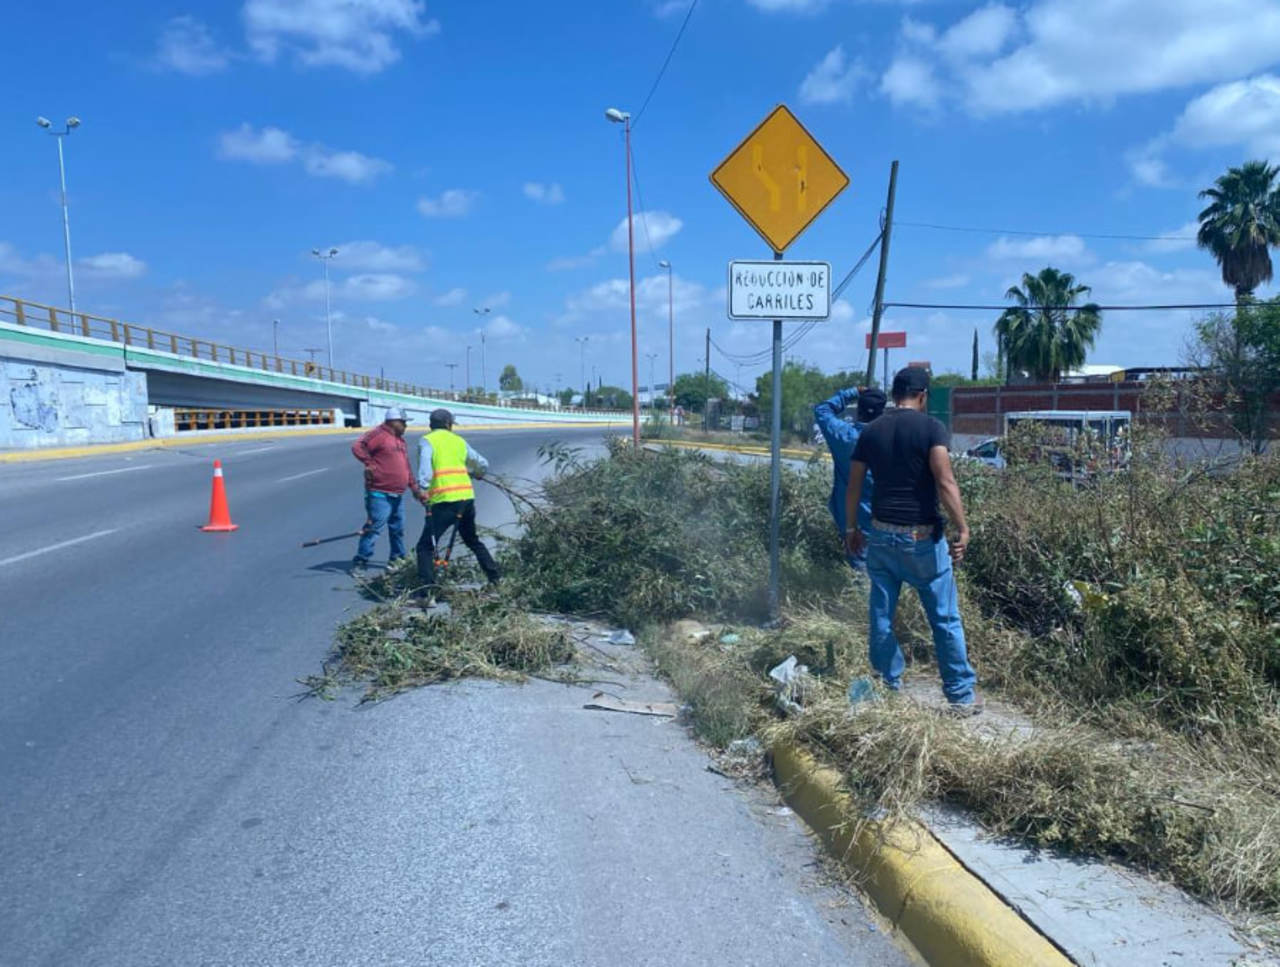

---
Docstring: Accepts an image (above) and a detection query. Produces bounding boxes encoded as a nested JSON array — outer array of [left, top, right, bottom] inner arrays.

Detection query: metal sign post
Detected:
[[709, 104, 849, 622]]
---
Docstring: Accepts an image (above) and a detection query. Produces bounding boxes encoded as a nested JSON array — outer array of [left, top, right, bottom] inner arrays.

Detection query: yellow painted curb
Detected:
[[772, 742, 1072, 967], [0, 420, 629, 464], [645, 437, 828, 460]]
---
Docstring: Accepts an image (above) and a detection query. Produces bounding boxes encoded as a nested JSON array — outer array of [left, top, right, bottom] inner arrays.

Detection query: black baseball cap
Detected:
[[429, 408, 454, 429], [891, 366, 930, 399], [856, 387, 886, 422]]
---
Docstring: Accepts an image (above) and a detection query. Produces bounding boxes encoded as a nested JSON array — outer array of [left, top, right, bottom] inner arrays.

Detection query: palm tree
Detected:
[[996, 267, 1102, 383], [1197, 161, 1280, 302]]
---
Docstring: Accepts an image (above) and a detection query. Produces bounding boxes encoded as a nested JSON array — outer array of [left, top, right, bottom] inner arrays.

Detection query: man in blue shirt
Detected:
[[814, 386, 886, 571]]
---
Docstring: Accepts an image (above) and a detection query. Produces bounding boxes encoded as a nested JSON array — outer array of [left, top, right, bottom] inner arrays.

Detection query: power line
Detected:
[[632, 0, 699, 128], [884, 301, 1239, 312], [629, 145, 657, 259], [895, 219, 1197, 243]]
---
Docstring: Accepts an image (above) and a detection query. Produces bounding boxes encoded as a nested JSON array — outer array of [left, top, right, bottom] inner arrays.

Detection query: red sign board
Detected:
[[865, 331, 907, 349]]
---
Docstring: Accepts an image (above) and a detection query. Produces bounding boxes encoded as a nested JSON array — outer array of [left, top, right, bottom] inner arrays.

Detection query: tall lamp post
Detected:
[[645, 352, 659, 409], [36, 116, 80, 313], [574, 336, 589, 403], [311, 247, 339, 370], [605, 106, 641, 449], [473, 307, 490, 395], [657, 259, 674, 423], [272, 319, 280, 357]]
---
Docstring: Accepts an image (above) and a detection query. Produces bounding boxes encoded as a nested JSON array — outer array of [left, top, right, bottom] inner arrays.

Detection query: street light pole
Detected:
[[646, 352, 659, 408], [473, 308, 490, 395], [272, 319, 279, 358], [606, 107, 641, 449], [36, 116, 81, 313], [311, 247, 339, 371], [465, 345, 472, 394], [574, 336, 589, 401], [658, 259, 674, 424], [444, 362, 458, 391]]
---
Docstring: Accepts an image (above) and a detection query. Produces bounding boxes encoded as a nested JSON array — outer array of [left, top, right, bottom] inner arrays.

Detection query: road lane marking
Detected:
[[0, 529, 120, 568], [236, 446, 278, 455], [55, 465, 154, 482], [277, 468, 329, 483]]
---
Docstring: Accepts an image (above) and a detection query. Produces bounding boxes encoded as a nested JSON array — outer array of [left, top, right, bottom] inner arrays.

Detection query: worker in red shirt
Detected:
[[350, 407, 423, 571]]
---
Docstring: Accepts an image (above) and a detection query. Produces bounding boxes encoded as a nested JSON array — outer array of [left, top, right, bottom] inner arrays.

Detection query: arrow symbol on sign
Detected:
[[752, 142, 781, 212], [796, 145, 808, 213]]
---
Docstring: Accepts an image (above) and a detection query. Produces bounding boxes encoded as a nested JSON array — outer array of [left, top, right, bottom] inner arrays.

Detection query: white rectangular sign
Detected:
[[727, 260, 831, 320]]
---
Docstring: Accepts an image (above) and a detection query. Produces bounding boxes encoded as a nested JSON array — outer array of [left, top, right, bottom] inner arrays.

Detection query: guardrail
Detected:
[[0, 294, 623, 416]]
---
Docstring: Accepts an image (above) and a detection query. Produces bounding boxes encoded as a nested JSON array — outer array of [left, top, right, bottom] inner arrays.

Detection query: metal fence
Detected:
[[0, 295, 619, 415]]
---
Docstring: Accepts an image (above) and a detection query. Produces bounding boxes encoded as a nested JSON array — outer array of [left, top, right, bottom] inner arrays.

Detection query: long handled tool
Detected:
[[433, 513, 461, 569], [301, 520, 371, 548]]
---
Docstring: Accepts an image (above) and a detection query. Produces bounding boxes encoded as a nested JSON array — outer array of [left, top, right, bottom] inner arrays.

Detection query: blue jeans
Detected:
[[355, 491, 406, 562], [866, 527, 977, 704]]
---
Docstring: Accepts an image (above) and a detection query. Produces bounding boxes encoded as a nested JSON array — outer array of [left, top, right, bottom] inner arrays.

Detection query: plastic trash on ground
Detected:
[[769, 655, 816, 716], [847, 675, 878, 706], [608, 629, 636, 646]]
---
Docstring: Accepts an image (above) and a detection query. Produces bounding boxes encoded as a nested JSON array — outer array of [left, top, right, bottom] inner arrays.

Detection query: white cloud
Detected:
[[79, 253, 148, 279], [328, 241, 426, 272], [481, 291, 511, 308], [654, 0, 689, 16], [799, 45, 863, 105], [881, 56, 941, 109], [884, 0, 1280, 116], [363, 315, 398, 334], [747, 0, 830, 11], [481, 314, 525, 341], [935, 4, 1017, 61], [154, 16, 231, 74], [1128, 154, 1176, 189], [217, 124, 390, 183], [341, 273, 416, 301], [218, 124, 298, 164], [523, 182, 566, 205], [0, 242, 56, 278], [547, 254, 597, 271], [302, 148, 392, 184], [925, 272, 971, 289], [610, 211, 683, 252], [433, 287, 467, 306], [985, 234, 1091, 263], [243, 0, 440, 74], [417, 189, 479, 217], [1143, 220, 1201, 254], [1169, 74, 1280, 157]]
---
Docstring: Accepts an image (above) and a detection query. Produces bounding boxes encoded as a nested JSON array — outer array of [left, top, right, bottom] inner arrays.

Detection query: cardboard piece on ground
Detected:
[[584, 692, 678, 717]]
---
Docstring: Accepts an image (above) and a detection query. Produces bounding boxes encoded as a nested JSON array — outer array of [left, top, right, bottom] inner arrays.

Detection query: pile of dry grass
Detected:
[[303, 593, 574, 702]]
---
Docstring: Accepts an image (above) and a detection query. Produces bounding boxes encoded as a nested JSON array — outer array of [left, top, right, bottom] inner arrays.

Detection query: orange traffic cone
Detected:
[[201, 459, 239, 532]]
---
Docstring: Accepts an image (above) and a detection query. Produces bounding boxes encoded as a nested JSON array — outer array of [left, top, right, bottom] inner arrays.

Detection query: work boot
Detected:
[[351, 556, 370, 574], [945, 695, 985, 718]]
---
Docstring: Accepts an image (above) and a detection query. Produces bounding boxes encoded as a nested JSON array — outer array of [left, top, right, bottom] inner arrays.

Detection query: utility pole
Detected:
[[703, 328, 711, 431], [645, 352, 658, 408], [465, 345, 472, 394], [444, 362, 458, 391], [272, 319, 279, 358], [865, 160, 899, 388]]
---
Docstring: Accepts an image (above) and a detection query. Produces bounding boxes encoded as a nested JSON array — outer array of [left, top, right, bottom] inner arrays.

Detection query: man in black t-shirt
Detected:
[[844, 367, 980, 712]]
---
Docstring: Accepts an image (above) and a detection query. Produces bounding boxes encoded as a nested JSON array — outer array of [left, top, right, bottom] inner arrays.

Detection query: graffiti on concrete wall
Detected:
[[9, 367, 59, 432]]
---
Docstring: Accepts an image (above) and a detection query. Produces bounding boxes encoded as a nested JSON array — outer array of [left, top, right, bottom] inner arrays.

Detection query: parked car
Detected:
[[962, 411, 1132, 482], [964, 437, 1006, 469]]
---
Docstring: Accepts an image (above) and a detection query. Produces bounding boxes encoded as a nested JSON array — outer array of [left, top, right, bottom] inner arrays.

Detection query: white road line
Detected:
[[55, 465, 153, 482], [0, 529, 120, 568], [236, 446, 278, 455], [276, 468, 328, 483]]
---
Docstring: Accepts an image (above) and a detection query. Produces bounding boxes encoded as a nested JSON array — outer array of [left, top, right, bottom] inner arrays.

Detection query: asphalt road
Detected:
[[0, 428, 910, 967]]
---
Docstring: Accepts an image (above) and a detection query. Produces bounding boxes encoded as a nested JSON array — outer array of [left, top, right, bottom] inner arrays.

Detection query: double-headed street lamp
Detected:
[[36, 115, 81, 313], [574, 336, 589, 402], [473, 307, 490, 394], [605, 106, 640, 449], [311, 247, 339, 370]]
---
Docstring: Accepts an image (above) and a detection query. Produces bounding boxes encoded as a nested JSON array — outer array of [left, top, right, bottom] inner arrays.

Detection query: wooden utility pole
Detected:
[[703, 327, 711, 431], [865, 160, 899, 388]]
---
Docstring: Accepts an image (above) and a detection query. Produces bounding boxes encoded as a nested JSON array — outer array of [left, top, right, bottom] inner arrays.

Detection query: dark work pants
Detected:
[[415, 498, 500, 586]]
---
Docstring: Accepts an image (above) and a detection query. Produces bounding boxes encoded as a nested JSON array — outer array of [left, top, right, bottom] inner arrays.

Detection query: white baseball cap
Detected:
[[384, 406, 408, 422]]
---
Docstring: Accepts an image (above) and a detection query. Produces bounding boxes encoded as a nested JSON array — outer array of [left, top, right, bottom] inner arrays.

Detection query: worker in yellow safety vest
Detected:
[[413, 408, 501, 589]]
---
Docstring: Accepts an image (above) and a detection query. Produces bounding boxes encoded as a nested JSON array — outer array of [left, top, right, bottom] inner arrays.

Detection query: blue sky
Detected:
[[4, 0, 1279, 394]]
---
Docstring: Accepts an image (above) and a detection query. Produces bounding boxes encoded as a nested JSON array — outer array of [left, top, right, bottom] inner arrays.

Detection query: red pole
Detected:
[[625, 117, 640, 449]]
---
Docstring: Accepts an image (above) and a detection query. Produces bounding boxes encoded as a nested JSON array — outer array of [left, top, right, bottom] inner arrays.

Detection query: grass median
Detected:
[[309, 433, 1280, 929]]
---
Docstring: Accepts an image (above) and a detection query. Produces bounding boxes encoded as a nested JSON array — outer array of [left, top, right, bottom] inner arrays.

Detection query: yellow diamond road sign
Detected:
[[710, 104, 849, 254]]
